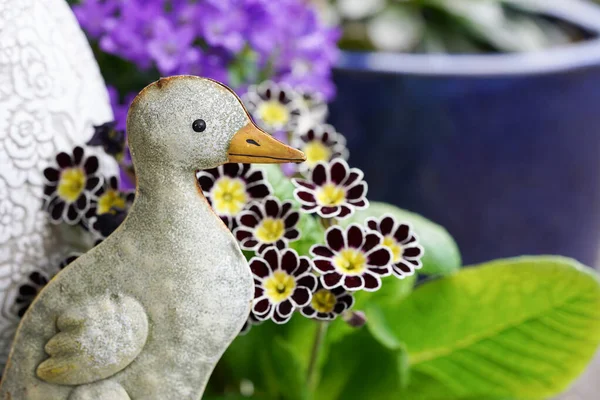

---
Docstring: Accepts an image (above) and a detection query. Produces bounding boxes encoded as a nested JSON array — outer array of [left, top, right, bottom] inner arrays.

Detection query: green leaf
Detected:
[[261, 164, 295, 202], [385, 256, 600, 400], [365, 303, 404, 351], [343, 202, 461, 275], [316, 329, 409, 400], [204, 396, 265, 400], [290, 214, 325, 257], [212, 315, 319, 400], [327, 274, 416, 345], [269, 337, 309, 400]]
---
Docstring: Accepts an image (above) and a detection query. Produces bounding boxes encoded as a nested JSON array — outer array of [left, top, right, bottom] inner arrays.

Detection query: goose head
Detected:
[[126, 76, 306, 174]]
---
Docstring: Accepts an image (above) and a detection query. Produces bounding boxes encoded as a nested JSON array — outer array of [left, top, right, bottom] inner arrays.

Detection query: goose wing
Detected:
[[36, 293, 148, 385]]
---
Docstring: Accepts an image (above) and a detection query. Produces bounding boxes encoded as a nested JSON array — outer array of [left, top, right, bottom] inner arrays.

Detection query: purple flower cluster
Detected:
[[74, 0, 339, 99]]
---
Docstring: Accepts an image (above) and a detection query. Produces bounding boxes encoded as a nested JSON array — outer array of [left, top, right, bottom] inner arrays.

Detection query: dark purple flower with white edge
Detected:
[[84, 176, 135, 239], [242, 81, 307, 133], [87, 121, 126, 161], [310, 224, 392, 292], [14, 270, 48, 318], [14, 253, 79, 318], [297, 88, 328, 125], [42, 147, 103, 225], [196, 164, 272, 230], [300, 282, 354, 321], [292, 159, 368, 220], [250, 248, 318, 324], [235, 196, 300, 253], [366, 215, 424, 279], [292, 124, 348, 173]]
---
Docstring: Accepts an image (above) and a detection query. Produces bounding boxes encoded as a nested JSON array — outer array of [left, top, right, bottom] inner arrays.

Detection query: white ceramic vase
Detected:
[[0, 0, 117, 369]]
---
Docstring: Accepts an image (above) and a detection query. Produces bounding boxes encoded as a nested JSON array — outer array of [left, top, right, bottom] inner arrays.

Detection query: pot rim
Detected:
[[336, 0, 600, 77]]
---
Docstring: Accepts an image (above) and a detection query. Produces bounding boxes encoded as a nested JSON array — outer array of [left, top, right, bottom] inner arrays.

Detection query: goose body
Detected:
[[0, 76, 305, 399]]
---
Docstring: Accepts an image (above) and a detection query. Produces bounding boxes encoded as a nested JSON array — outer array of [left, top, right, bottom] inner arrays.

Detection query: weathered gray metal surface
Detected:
[[0, 77, 264, 399]]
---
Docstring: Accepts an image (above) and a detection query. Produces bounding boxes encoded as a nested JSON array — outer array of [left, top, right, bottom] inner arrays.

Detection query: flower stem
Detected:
[[306, 321, 328, 393]]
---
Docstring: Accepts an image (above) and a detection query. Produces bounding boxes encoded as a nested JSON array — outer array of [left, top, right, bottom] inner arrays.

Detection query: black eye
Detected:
[[192, 119, 206, 132]]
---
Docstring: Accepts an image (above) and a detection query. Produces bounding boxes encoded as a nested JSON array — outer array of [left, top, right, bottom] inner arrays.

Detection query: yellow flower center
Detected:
[[257, 100, 290, 127], [334, 248, 367, 275], [383, 235, 403, 263], [316, 183, 346, 206], [57, 168, 86, 203], [311, 289, 336, 313], [255, 218, 285, 244], [97, 190, 126, 215], [304, 141, 332, 168], [212, 177, 248, 216], [264, 270, 296, 303]]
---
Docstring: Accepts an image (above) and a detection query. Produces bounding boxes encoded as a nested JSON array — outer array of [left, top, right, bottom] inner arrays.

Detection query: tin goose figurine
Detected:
[[0, 76, 305, 400]]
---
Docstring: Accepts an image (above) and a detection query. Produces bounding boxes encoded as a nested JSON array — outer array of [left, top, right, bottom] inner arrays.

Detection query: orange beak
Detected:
[[227, 122, 306, 164]]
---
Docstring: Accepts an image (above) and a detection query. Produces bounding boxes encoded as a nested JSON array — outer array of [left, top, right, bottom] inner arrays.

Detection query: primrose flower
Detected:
[[235, 196, 300, 253], [311, 224, 392, 291], [84, 176, 135, 239], [300, 282, 354, 321], [42, 147, 103, 225], [92, 210, 128, 241], [292, 124, 348, 172], [14, 271, 48, 318], [86, 121, 126, 162], [250, 248, 318, 324], [95, 176, 133, 214], [14, 254, 79, 318], [295, 89, 329, 132], [366, 215, 424, 278], [243, 81, 307, 133], [59, 254, 80, 270], [197, 164, 271, 230], [292, 159, 368, 219]]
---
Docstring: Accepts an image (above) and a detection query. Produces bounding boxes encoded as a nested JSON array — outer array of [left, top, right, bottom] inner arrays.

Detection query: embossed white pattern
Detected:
[[0, 0, 117, 370]]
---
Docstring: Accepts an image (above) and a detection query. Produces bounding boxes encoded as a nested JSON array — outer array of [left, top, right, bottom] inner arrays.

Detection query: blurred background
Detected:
[[65, 0, 600, 268], [324, 4, 600, 396], [324, 0, 600, 269], [3, 0, 600, 398]]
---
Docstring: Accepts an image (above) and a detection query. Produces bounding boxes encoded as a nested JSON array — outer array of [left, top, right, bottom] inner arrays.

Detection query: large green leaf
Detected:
[[344, 202, 461, 276], [384, 256, 600, 400], [328, 274, 416, 345]]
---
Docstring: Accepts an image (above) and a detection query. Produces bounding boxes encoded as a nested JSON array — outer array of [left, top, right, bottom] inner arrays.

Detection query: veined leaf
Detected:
[[385, 256, 600, 399]]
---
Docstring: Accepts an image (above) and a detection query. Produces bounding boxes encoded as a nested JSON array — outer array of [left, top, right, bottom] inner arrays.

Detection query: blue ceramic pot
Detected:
[[328, 1, 600, 266]]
